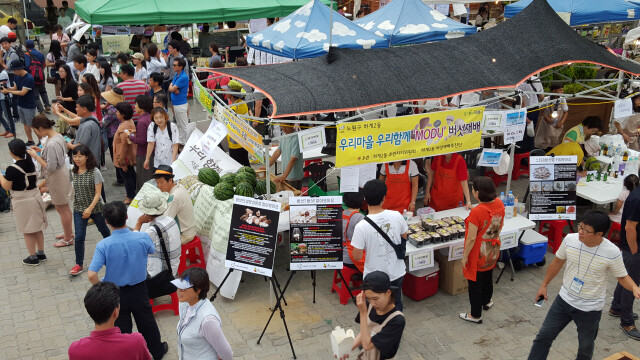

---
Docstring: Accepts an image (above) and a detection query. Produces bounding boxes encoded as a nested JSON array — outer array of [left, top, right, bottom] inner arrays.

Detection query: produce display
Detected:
[[198, 167, 220, 186], [235, 171, 257, 188], [220, 173, 236, 184], [407, 216, 466, 248], [214, 182, 235, 201], [235, 182, 255, 197], [255, 179, 277, 195]]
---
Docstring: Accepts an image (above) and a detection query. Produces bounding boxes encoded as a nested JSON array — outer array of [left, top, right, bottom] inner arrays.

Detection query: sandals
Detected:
[[459, 313, 482, 324], [53, 238, 74, 247], [55, 233, 74, 240]]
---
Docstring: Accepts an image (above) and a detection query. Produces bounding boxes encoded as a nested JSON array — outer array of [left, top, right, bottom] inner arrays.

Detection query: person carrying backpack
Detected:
[[25, 40, 50, 113], [144, 107, 178, 170]]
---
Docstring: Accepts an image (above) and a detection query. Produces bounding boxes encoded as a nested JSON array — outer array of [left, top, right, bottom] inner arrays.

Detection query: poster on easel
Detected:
[[528, 156, 577, 220], [225, 196, 281, 277], [289, 196, 343, 270]]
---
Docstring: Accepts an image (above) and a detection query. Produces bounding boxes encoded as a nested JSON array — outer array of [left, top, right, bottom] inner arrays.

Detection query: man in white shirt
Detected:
[[152, 166, 197, 245], [134, 193, 181, 277], [0, 18, 17, 41], [528, 211, 640, 360], [351, 179, 408, 310]]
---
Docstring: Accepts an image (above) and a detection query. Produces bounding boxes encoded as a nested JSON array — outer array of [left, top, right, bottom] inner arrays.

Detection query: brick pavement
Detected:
[[1, 89, 639, 359]]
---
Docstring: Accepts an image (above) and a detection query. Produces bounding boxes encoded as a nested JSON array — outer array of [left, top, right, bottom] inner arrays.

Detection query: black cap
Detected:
[[8, 138, 27, 158], [152, 165, 175, 178], [361, 271, 397, 292], [8, 59, 23, 71]]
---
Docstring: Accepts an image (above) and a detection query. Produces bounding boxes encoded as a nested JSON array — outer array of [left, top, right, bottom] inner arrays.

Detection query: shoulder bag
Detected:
[[146, 224, 177, 299], [363, 216, 406, 260]]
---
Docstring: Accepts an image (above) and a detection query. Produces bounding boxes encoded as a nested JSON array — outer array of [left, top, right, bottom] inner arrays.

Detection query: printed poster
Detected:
[[529, 156, 577, 220], [225, 196, 281, 277], [336, 107, 484, 168], [289, 196, 343, 270], [504, 108, 527, 145]]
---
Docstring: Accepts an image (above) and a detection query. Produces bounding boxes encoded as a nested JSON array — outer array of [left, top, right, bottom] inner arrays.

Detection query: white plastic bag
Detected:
[[526, 121, 535, 137], [493, 153, 511, 175]]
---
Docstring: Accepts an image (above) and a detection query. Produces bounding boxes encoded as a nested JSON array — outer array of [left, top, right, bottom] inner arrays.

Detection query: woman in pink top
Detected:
[[51, 25, 70, 55], [128, 95, 154, 191]]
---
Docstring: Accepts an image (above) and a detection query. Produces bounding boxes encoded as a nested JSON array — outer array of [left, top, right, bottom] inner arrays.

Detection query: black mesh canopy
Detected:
[[216, 0, 640, 117]]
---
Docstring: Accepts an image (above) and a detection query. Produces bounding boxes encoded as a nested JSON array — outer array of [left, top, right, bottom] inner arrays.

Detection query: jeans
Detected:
[[120, 165, 137, 199], [468, 268, 493, 318], [34, 83, 50, 112], [528, 296, 601, 360], [390, 276, 404, 311], [116, 282, 165, 359], [8, 74, 17, 120], [73, 210, 110, 266], [611, 250, 640, 327], [0, 99, 13, 133]]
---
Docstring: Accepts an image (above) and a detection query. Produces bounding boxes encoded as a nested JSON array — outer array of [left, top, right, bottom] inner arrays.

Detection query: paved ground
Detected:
[[1, 84, 640, 359]]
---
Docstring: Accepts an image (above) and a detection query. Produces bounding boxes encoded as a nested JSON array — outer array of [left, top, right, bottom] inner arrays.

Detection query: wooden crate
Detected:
[[603, 351, 640, 360]]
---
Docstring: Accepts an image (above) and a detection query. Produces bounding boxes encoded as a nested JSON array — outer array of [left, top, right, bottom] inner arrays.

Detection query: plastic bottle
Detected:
[[499, 192, 505, 204], [603, 144, 609, 156], [513, 196, 519, 218], [623, 150, 629, 162], [505, 191, 515, 219]]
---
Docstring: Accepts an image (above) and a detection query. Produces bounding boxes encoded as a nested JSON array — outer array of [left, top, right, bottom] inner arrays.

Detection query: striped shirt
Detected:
[[145, 215, 181, 277], [117, 79, 149, 121], [556, 233, 627, 312]]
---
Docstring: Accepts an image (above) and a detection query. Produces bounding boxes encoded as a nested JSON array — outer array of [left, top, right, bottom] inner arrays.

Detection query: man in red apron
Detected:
[[425, 154, 472, 212], [379, 160, 419, 213]]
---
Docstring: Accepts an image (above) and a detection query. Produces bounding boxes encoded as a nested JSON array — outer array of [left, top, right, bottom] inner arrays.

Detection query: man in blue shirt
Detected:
[[1, 60, 36, 145], [88, 202, 169, 360], [24, 40, 50, 114], [168, 56, 189, 145]]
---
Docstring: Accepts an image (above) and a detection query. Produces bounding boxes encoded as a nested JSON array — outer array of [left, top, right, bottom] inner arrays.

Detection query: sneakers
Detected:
[[37, 254, 47, 262], [22, 257, 39, 266], [25, 141, 35, 147], [69, 264, 84, 276], [620, 324, 640, 340], [609, 309, 639, 320], [459, 313, 482, 324], [483, 299, 494, 311]]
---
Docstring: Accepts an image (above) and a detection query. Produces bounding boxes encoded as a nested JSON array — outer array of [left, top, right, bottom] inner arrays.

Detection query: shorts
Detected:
[[18, 106, 36, 126]]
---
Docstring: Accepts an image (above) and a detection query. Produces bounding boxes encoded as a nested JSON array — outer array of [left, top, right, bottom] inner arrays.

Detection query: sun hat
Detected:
[[361, 271, 398, 292], [101, 89, 125, 105], [137, 193, 168, 216], [170, 275, 193, 290], [132, 52, 144, 61]]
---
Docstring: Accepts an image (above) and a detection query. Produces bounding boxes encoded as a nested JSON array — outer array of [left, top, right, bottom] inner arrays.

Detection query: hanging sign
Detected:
[[481, 111, 505, 133], [297, 126, 327, 153], [213, 103, 266, 164], [289, 196, 344, 270], [529, 156, 577, 220], [192, 75, 216, 115], [614, 98, 633, 119], [225, 196, 281, 277], [477, 148, 504, 167], [336, 107, 484, 168], [504, 108, 527, 145], [198, 120, 228, 158]]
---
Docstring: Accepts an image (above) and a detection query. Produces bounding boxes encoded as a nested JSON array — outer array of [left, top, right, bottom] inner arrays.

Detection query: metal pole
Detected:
[[329, 0, 333, 47], [21, 0, 29, 40]]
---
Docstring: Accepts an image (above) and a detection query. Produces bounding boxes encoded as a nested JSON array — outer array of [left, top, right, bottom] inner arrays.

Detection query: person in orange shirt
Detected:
[[378, 160, 419, 213], [424, 153, 472, 211]]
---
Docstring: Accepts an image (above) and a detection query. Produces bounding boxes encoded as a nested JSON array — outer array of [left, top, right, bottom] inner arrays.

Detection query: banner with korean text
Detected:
[[336, 107, 484, 168]]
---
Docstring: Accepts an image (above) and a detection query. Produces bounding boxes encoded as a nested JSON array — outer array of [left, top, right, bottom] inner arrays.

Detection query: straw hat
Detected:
[[101, 89, 124, 105]]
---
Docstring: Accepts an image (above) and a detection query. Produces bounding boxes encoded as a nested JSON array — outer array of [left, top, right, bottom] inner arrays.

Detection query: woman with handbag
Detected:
[[26, 115, 73, 247], [339, 271, 405, 360], [0, 139, 48, 266], [172, 268, 233, 360], [460, 176, 505, 324]]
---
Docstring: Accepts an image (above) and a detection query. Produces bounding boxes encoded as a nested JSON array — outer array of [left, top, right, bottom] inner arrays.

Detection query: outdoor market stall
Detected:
[[505, 0, 640, 26]]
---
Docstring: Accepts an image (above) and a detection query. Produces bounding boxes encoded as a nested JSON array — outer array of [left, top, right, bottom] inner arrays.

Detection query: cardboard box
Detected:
[[435, 249, 468, 296], [603, 351, 639, 360]]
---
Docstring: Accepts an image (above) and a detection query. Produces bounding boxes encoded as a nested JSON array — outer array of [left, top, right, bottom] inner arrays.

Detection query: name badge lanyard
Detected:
[[571, 243, 601, 294]]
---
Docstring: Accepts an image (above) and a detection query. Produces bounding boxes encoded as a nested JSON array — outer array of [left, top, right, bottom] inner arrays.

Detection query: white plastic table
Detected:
[[576, 177, 624, 205]]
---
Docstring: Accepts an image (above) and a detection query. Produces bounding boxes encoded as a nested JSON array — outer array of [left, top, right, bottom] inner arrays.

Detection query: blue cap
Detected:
[[25, 39, 34, 48]]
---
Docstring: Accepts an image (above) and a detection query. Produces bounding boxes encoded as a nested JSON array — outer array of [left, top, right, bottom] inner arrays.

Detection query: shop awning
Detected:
[[354, 0, 476, 46], [74, 0, 335, 25], [215, 0, 640, 118], [505, 0, 640, 26]]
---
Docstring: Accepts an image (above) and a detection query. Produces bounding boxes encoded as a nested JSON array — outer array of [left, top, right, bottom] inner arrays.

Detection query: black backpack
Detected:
[[12, 46, 25, 65], [154, 123, 173, 142], [0, 186, 10, 213], [26, 50, 45, 85]]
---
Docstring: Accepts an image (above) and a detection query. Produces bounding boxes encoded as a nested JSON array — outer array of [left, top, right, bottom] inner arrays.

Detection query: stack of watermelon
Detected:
[[190, 166, 277, 202]]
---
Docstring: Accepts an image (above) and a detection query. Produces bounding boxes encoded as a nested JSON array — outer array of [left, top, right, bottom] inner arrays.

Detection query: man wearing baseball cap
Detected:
[[2, 59, 37, 145], [152, 165, 196, 244], [25, 39, 50, 113], [0, 35, 21, 126], [133, 192, 181, 280]]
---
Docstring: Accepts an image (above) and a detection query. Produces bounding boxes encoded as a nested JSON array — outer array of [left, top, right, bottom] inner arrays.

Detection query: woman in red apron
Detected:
[[424, 154, 472, 212], [379, 160, 419, 213]]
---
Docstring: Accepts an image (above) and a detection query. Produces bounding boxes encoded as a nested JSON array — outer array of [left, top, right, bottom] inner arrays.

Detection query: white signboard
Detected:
[[297, 126, 327, 153], [500, 230, 519, 250], [477, 148, 504, 167], [614, 98, 634, 119], [340, 166, 360, 193], [504, 108, 528, 145], [409, 248, 434, 271], [482, 111, 505, 133], [448, 243, 464, 261], [198, 120, 228, 158]]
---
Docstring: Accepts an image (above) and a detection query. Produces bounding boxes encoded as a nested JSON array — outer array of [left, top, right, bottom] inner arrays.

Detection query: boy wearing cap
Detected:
[[88, 202, 169, 360], [134, 192, 181, 278], [1, 59, 37, 145], [152, 165, 197, 244]]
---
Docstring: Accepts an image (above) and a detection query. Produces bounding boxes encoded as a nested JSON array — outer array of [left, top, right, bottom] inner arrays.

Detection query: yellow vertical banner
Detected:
[[336, 107, 484, 168]]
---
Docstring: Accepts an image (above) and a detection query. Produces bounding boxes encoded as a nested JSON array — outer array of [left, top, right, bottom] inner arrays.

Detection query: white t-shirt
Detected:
[[556, 233, 628, 312], [609, 189, 630, 224], [450, 92, 480, 107], [135, 67, 149, 81], [517, 76, 544, 108], [351, 210, 408, 281], [380, 161, 419, 177], [147, 122, 179, 168]]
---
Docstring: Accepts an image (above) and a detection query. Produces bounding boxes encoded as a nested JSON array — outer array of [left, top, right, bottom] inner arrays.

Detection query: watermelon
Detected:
[[235, 182, 255, 197], [234, 171, 257, 188], [255, 180, 276, 195], [236, 166, 256, 177], [213, 182, 235, 201], [198, 168, 220, 186], [220, 173, 235, 184]]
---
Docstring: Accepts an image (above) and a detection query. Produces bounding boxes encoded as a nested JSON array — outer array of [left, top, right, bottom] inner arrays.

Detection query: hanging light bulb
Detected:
[[552, 110, 558, 119], [495, 0, 499, 4]]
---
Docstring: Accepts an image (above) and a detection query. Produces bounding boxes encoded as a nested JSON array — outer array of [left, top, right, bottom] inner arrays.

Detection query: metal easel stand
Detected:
[[258, 271, 297, 359]]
